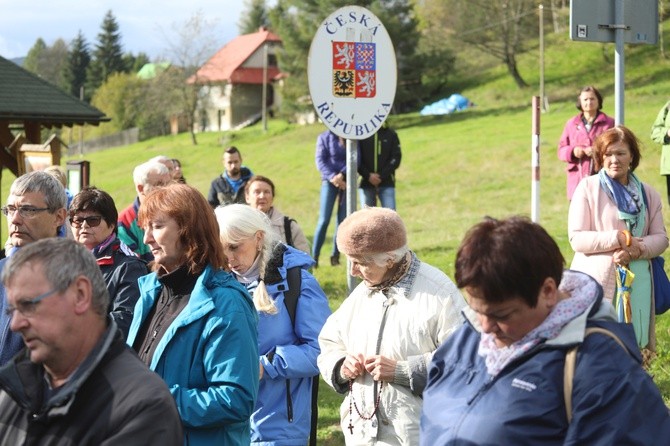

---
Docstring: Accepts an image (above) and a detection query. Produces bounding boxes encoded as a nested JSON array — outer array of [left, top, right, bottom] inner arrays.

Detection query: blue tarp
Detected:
[[420, 94, 471, 116]]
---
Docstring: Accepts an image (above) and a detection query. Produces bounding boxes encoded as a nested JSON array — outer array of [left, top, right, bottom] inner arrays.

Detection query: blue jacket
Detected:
[[315, 130, 346, 181], [421, 271, 670, 445], [250, 245, 331, 445], [0, 258, 24, 367], [126, 265, 259, 446]]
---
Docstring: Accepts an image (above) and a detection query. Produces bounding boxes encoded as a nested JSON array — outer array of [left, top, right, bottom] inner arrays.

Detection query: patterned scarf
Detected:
[[479, 271, 598, 377], [598, 169, 646, 237], [367, 252, 411, 293]]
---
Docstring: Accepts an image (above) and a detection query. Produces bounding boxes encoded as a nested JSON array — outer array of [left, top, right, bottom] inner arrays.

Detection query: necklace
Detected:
[[347, 380, 384, 435]]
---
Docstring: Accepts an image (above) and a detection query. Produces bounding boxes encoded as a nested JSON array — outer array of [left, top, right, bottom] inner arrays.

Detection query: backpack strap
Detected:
[[564, 327, 629, 422], [284, 216, 294, 248], [282, 266, 319, 446], [283, 266, 301, 326]]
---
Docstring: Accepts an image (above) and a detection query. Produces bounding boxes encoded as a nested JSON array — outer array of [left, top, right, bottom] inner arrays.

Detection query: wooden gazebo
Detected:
[[0, 55, 109, 177]]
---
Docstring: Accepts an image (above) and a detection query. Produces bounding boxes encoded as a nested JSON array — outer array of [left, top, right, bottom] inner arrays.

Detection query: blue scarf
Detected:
[[598, 169, 646, 236]]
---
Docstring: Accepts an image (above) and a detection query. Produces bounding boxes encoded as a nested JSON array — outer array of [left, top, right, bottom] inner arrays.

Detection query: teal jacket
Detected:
[[127, 265, 259, 446]]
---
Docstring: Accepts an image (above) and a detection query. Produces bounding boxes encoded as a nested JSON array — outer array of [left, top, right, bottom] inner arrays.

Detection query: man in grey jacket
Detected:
[[0, 238, 183, 445]]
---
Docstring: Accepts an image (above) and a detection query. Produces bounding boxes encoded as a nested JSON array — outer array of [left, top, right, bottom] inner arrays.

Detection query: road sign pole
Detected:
[[346, 138, 358, 293]]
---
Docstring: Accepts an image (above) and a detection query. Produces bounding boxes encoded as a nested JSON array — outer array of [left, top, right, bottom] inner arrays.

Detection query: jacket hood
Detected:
[[263, 244, 314, 294]]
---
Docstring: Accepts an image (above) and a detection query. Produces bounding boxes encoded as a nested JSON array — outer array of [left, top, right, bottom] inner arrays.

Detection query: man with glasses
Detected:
[[117, 160, 171, 261], [0, 238, 183, 444], [0, 171, 67, 365]]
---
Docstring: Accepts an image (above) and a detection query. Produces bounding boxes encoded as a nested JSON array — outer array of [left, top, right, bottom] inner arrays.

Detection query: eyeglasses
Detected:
[[70, 215, 103, 228], [1, 205, 50, 219], [5, 288, 60, 317]]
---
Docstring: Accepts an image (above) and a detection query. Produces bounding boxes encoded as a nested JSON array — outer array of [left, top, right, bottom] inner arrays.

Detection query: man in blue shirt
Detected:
[[207, 146, 253, 208]]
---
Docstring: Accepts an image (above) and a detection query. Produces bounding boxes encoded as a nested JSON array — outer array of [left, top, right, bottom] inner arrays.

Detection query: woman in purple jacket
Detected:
[[558, 86, 615, 200]]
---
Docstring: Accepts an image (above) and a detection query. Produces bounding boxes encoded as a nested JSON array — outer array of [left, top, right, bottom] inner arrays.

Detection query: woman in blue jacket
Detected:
[[421, 216, 670, 445], [126, 184, 259, 446], [215, 204, 331, 446]]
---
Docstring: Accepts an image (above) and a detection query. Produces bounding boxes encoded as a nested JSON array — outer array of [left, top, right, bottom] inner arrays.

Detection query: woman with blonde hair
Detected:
[[126, 184, 259, 445], [215, 204, 331, 446]]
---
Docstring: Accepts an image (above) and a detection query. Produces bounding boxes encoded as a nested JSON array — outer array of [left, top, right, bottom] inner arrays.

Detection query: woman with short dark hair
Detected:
[[558, 85, 615, 200], [69, 186, 147, 338], [421, 216, 670, 444]]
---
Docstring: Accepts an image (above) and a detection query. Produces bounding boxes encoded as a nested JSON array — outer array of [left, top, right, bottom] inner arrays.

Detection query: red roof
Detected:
[[194, 28, 282, 85]]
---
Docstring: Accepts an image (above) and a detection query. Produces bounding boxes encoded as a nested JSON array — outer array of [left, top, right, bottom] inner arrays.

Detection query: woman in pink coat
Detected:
[[558, 86, 615, 200], [568, 126, 668, 353]]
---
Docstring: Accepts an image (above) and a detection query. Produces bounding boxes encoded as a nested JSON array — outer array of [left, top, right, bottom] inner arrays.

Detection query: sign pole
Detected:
[[345, 138, 358, 293], [531, 96, 540, 223], [614, 0, 625, 125], [307, 6, 397, 296]]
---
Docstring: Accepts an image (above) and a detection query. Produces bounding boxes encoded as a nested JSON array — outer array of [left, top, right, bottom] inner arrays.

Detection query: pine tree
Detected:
[[87, 10, 127, 94], [63, 31, 91, 99], [238, 0, 269, 35]]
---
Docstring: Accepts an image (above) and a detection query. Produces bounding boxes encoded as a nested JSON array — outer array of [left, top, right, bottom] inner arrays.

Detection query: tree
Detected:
[[87, 10, 127, 94], [124, 52, 151, 73], [63, 31, 91, 99], [437, 0, 536, 88], [160, 11, 222, 145], [23, 38, 70, 91], [239, 0, 269, 34], [23, 38, 47, 74]]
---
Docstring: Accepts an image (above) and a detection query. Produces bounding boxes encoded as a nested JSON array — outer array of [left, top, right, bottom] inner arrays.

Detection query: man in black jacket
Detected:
[[358, 123, 402, 210], [0, 238, 183, 445], [208, 146, 253, 208]]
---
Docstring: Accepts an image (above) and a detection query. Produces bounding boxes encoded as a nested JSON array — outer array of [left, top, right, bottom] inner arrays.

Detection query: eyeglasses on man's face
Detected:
[[1, 205, 50, 219], [69, 215, 103, 228], [5, 288, 60, 317]]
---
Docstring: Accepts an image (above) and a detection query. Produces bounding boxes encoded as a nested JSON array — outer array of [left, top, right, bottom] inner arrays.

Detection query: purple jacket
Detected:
[[558, 112, 614, 199], [315, 131, 346, 181]]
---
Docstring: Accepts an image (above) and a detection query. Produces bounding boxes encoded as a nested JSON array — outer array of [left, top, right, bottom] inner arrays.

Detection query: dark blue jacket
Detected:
[[421, 271, 670, 445], [0, 258, 23, 367]]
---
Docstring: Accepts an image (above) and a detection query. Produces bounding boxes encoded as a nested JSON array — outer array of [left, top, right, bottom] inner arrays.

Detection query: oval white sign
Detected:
[[308, 6, 397, 140]]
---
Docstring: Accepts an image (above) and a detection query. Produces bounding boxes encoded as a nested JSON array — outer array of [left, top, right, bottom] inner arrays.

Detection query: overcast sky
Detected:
[[0, 0, 246, 60]]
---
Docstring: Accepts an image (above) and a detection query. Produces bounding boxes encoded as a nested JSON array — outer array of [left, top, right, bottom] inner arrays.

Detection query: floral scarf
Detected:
[[479, 271, 598, 377], [598, 169, 646, 237]]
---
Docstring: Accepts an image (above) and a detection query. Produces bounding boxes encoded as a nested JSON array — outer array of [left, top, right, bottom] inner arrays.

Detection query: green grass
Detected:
[[3, 19, 670, 443]]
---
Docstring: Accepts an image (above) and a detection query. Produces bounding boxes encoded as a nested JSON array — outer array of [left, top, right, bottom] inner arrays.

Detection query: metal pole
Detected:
[[531, 96, 541, 223], [262, 43, 268, 132], [79, 86, 84, 157], [539, 4, 547, 112], [345, 138, 358, 293], [614, 0, 625, 125]]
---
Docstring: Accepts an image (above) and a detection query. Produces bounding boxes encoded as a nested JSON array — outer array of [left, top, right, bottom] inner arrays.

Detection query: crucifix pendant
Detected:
[[348, 422, 354, 434]]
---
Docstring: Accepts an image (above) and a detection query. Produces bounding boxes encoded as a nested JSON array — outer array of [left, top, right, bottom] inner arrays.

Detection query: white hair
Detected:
[[365, 245, 410, 267], [132, 161, 169, 186], [215, 204, 279, 314]]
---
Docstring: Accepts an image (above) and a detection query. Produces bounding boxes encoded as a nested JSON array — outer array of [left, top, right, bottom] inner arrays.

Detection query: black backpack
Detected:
[[283, 266, 319, 446]]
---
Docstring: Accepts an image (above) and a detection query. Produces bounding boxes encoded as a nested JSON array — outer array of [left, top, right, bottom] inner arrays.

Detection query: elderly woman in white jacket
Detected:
[[317, 207, 466, 445]]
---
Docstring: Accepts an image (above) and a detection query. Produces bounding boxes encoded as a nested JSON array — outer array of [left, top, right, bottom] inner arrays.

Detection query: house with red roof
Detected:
[[193, 27, 283, 131]]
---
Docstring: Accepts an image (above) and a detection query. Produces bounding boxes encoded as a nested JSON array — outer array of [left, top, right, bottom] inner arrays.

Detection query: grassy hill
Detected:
[[2, 18, 670, 443]]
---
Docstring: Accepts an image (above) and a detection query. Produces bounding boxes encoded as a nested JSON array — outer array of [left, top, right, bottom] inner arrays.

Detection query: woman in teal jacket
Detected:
[[126, 183, 259, 446]]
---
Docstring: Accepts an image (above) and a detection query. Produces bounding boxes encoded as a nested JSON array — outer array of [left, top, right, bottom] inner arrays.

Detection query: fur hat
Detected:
[[336, 207, 407, 256]]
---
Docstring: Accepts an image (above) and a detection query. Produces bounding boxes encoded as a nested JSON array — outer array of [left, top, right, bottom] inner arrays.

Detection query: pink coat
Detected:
[[558, 112, 615, 199], [568, 175, 668, 302]]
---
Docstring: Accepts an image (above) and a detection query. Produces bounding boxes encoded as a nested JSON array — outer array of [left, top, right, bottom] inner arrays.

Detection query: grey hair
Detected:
[[132, 161, 169, 186], [365, 245, 410, 268], [215, 204, 279, 314], [1, 238, 110, 318], [9, 171, 67, 211]]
